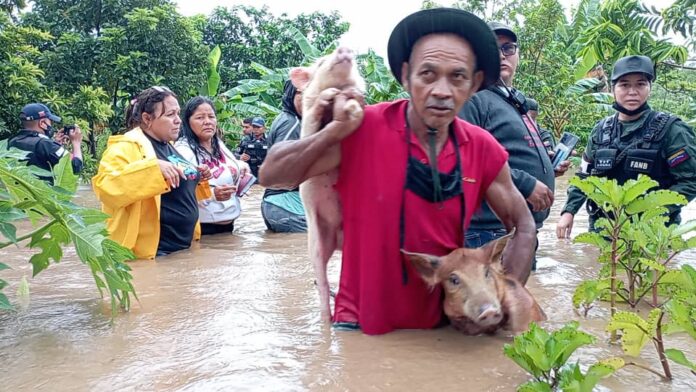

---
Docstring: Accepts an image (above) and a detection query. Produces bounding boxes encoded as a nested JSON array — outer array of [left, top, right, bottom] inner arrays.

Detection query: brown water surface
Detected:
[[1, 175, 695, 391]]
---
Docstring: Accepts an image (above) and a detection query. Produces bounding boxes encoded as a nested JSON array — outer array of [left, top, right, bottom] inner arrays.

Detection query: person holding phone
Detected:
[[93, 86, 212, 259], [175, 96, 251, 235], [458, 22, 570, 269], [8, 103, 83, 184], [557, 55, 696, 238]]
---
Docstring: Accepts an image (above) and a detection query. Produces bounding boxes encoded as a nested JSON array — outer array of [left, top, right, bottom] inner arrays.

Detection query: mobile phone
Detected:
[[551, 132, 579, 169]]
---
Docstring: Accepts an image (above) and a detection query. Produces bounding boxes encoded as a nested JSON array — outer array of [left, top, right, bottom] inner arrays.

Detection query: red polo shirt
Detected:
[[335, 99, 509, 335]]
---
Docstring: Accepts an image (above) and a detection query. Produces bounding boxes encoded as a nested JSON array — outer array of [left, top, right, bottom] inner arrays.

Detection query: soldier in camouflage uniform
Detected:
[[556, 55, 696, 238]]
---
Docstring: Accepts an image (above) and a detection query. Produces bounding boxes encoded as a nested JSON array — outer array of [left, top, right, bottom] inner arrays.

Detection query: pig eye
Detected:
[[448, 274, 460, 286], [485, 266, 491, 279]]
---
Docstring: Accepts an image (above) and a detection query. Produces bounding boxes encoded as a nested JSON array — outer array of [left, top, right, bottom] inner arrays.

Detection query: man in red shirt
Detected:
[[260, 8, 536, 335]]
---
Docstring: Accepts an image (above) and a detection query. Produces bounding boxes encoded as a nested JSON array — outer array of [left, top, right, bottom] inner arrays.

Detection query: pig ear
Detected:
[[482, 228, 516, 266], [401, 249, 442, 286], [289, 67, 311, 90]]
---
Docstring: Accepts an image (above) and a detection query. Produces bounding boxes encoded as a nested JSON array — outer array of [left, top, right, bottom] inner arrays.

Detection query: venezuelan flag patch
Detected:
[[668, 148, 690, 167]]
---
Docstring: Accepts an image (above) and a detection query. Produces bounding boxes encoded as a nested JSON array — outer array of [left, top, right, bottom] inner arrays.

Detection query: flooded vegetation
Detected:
[[1, 176, 695, 391]]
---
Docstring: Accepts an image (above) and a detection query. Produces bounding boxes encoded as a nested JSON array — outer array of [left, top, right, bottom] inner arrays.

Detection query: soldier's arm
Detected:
[[663, 121, 696, 203]]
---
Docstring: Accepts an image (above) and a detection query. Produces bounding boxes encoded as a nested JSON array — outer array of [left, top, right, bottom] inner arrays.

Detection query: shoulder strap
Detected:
[[486, 85, 528, 115], [282, 116, 301, 142], [642, 111, 680, 148], [593, 115, 615, 144]]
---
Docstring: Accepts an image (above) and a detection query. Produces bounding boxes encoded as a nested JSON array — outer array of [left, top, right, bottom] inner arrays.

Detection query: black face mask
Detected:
[[613, 101, 650, 117], [43, 124, 56, 139], [405, 156, 462, 203]]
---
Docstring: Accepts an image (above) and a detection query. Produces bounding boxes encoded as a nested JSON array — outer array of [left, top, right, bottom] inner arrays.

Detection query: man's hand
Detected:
[[556, 212, 575, 239], [554, 160, 571, 177], [485, 164, 536, 284], [526, 180, 554, 211], [69, 125, 83, 145], [240, 153, 250, 162], [323, 91, 365, 142]]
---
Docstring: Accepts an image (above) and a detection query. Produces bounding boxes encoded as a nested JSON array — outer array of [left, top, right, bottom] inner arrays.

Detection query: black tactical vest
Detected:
[[590, 111, 678, 189]]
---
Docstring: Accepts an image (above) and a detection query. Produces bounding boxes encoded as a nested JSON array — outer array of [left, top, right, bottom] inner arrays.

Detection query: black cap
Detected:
[[611, 55, 655, 83], [19, 103, 61, 122], [387, 8, 500, 89], [488, 21, 517, 42]]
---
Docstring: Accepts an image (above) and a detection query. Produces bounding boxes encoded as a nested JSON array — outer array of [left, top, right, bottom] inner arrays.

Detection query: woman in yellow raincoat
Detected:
[[93, 86, 211, 259]]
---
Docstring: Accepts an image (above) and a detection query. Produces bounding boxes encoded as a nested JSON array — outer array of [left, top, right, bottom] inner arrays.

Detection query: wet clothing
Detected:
[[334, 99, 509, 335], [261, 110, 306, 232], [238, 134, 268, 177], [175, 138, 243, 228], [562, 109, 696, 225], [261, 200, 307, 233], [459, 86, 555, 230], [92, 128, 202, 260], [146, 133, 200, 255], [8, 129, 83, 183]]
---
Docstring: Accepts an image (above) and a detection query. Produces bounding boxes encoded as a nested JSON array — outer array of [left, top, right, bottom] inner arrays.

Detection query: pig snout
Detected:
[[332, 47, 355, 66], [476, 304, 503, 326]]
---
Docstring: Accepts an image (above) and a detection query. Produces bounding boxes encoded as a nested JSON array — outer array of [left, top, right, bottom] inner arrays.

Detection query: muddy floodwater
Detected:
[[1, 174, 695, 391]]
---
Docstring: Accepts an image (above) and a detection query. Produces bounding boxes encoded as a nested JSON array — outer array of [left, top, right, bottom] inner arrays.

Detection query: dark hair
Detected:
[[242, 117, 253, 125], [125, 86, 178, 130], [281, 79, 301, 118], [179, 96, 222, 163]]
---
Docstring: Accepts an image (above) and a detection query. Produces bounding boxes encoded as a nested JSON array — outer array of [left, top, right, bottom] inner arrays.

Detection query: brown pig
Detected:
[[289, 47, 365, 321], [401, 232, 546, 335]]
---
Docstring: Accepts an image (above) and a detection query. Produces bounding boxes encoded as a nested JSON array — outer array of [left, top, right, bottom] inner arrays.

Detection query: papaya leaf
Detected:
[[0, 222, 17, 242], [0, 291, 12, 310], [53, 154, 78, 195], [606, 310, 659, 356]]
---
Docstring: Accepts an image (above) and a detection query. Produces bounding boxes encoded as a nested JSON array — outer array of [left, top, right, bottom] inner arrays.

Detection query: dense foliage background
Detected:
[[0, 0, 694, 181]]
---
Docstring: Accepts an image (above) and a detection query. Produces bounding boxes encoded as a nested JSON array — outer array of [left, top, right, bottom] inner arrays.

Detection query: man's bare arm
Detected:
[[259, 93, 363, 188], [485, 163, 537, 284]]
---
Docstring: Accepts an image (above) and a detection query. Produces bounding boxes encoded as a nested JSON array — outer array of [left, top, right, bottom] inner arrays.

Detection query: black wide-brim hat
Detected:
[[387, 8, 500, 90]]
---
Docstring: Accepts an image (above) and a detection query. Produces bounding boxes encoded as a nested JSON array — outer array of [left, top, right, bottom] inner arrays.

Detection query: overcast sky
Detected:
[[176, 0, 678, 59]]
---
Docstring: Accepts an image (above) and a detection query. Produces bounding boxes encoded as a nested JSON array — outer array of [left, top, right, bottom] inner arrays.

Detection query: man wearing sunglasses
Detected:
[[458, 22, 569, 269]]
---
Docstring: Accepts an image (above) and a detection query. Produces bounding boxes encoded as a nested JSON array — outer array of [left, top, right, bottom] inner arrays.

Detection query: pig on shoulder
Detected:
[[288, 47, 365, 321], [402, 232, 546, 335]]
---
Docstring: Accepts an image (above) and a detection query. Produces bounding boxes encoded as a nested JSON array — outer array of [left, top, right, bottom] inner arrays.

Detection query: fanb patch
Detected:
[[668, 148, 690, 167]]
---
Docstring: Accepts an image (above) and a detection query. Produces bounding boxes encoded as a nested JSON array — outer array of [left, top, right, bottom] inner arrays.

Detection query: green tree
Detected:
[[202, 5, 349, 91], [0, 12, 51, 138]]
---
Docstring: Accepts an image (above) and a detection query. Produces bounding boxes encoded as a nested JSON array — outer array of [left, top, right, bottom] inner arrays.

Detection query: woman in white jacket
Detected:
[[175, 96, 251, 235]]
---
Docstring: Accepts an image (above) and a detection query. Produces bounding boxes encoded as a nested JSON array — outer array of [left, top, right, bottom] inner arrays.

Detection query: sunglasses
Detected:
[[499, 42, 518, 57]]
